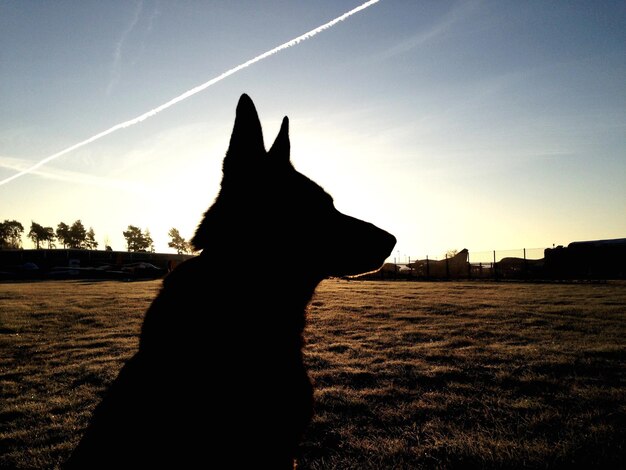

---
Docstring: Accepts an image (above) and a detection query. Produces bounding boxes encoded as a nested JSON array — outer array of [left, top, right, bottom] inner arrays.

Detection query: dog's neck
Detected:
[[199, 246, 321, 309], [138, 244, 323, 357]]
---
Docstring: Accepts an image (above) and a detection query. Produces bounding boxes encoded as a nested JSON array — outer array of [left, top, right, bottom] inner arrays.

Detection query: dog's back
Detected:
[[65, 95, 395, 469]]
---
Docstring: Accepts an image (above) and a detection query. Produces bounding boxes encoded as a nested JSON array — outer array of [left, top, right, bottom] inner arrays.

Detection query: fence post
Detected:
[[493, 250, 497, 280], [426, 255, 430, 278], [445, 254, 450, 279]]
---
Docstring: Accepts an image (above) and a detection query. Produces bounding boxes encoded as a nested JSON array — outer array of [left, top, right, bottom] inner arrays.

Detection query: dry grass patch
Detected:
[[300, 280, 626, 469], [1, 280, 160, 468], [1, 279, 625, 469]]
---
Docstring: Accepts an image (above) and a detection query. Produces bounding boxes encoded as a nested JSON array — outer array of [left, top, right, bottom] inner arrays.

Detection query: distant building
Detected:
[[544, 238, 626, 279]]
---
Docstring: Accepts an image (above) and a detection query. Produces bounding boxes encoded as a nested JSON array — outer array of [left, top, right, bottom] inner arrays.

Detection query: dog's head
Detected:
[[193, 94, 395, 279]]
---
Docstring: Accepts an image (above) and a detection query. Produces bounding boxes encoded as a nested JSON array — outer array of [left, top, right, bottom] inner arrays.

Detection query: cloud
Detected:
[[0, 155, 153, 195], [378, 0, 482, 60], [107, 0, 144, 95], [0, 0, 381, 188]]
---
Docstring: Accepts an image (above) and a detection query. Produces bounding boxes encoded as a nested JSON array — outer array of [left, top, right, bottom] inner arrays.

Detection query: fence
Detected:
[[376, 242, 626, 281], [2, 243, 624, 281], [0, 249, 193, 280]]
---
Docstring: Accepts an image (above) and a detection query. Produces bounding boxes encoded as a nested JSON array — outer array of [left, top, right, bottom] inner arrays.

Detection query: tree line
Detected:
[[0, 220, 194, 254]]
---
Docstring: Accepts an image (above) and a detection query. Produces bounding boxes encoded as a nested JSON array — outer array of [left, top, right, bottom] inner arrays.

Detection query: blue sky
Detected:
[[1, 0, 625, 261]]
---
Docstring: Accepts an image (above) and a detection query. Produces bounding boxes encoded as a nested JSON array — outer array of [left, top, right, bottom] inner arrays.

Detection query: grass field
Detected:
[[1, 279, 625, 469]]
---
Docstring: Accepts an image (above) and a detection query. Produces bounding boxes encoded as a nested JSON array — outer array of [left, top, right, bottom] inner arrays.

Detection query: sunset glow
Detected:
[[1, 1, 624, 259]]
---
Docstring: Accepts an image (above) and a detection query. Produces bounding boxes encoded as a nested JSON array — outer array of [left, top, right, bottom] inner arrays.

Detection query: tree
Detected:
[[0, 220, 24, 249], [123, 225, 151, 252], [103, 235, 112, 252], [144, 229, 155, 253], [68, 220, 87, 249], [56, 220, 89, 249], [56, 222, 70, 248], [28, 222, 55, 249], [445, 249, 459, 259], [85, 227, 98, 250], [167, 228, 190, 254], [29, 222, 45, 249], [43, 226, 56, 248]]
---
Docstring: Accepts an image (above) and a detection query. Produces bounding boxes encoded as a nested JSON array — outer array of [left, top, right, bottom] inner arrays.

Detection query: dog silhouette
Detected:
[[65, 94, 396, 469]]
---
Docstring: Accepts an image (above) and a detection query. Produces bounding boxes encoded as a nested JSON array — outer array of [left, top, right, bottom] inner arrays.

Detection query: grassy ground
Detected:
[[1, 279, 625, 469]]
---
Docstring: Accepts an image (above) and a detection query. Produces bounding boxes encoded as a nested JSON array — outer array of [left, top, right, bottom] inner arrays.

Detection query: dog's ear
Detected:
[[194, 95, 265, 250], [223, 94, 265, 172], [268, 116, 290, 162]]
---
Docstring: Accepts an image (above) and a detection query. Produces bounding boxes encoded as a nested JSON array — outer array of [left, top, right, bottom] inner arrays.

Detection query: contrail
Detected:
[[107, 0, 144, 95], [0, 0, 381, 187]]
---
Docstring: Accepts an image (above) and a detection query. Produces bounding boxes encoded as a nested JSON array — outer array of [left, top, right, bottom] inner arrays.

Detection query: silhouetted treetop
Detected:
[[29, 222, 56, 249], [0, 220, 24, 249], [54, 220, 96, 249], [85, 227, 98, 250], [123, 225, 152, 252], [167, 228, 192, 254]]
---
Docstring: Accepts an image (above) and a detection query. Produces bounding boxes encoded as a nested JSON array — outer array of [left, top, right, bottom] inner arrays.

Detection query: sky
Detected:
[[1, 0, 625, 262]]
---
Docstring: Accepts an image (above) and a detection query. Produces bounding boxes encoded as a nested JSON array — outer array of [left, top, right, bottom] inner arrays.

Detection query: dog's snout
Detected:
[[367, 222, 396, 259], [380, 230, 396, 255], [329, 216, 397, 276], [341, 215, 396, 259]]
